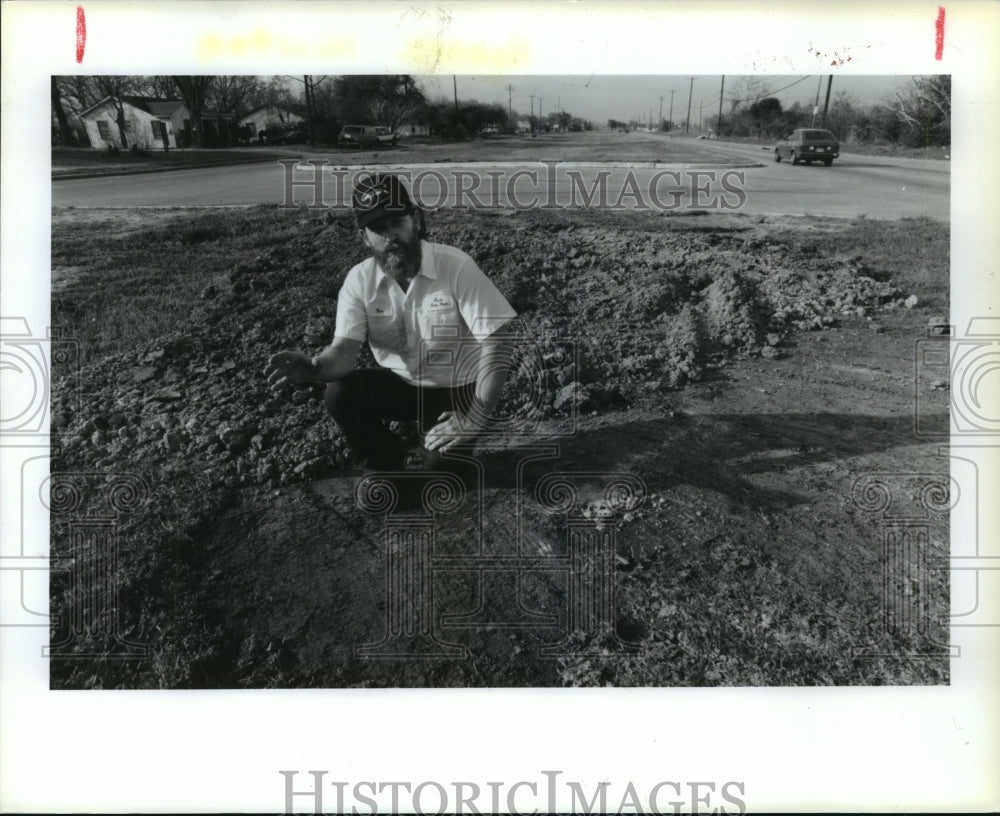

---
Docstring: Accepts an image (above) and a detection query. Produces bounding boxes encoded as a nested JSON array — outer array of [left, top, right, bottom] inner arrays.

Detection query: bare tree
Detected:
[[285, 75, 328, 144], [57, 75, 102, 115], [889, 75, 950, 147], [208, 75, 269, 116], [51, 76, 77, 145], [727, 76, 770, 115], [333, 75, 426, 130], [172, 76, 215, 147], [93, 75, 139, 147], [134, 76, 179, 99]]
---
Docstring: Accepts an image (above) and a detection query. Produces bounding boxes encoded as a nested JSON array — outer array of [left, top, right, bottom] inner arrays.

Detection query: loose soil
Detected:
[[49, 204, 950, 688]]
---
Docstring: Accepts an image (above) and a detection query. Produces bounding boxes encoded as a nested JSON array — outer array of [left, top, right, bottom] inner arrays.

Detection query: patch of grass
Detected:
[[51, 147, 295, 176]]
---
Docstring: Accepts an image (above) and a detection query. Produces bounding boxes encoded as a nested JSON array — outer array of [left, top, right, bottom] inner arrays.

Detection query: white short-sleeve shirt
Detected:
[[335, 240, 517, 387]]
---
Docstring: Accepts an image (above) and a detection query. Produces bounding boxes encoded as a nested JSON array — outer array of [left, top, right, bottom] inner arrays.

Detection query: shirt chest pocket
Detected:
[[418, 302, 464, 342], [366, 303, 406, 350]]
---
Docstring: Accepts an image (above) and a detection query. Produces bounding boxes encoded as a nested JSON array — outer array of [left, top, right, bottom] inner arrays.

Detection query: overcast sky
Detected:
[[416, 75, 912, 124]]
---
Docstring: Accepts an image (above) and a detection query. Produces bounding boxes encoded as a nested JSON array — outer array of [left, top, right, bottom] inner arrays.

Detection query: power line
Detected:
[[722, 74, 815, 106]]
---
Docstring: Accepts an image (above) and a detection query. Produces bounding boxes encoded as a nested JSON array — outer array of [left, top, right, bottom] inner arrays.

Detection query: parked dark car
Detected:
[[259, 126, 307, 145], [774, 128, 840, 166], [274, 129, 306, 145]]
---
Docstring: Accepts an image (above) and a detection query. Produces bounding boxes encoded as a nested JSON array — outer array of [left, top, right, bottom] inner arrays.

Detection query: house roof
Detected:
[[79, 95, 185, 119], [240, 103, 310, 120], [123, 96, 187, 117], [78, 95, 235, 121]]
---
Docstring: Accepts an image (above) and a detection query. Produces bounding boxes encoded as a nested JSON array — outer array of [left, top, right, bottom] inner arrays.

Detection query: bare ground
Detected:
[[48, 205, 950, 688]]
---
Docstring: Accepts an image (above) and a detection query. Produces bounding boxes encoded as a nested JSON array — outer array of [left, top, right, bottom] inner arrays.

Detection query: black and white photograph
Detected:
[[47, 71, 954, 690], [3, 2, 998, 813]]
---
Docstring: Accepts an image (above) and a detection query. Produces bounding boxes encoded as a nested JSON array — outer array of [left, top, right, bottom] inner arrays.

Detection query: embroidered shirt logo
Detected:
[[428, 295, 452, 309]]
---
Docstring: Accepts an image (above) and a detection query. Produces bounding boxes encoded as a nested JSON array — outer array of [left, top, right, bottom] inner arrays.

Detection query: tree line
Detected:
[[708, 76, 951, 147], [604, 76, 950, 148], [51, 74, 594, 148]]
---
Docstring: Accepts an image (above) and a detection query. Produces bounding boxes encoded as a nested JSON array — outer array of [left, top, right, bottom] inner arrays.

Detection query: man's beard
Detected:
[[373, 235, 422, 280]]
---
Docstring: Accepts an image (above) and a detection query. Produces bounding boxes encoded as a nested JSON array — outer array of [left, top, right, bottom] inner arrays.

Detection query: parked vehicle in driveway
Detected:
[[774, 128, 840, 166], [338, 124, 398, 148], [259, 125, 307, 145]]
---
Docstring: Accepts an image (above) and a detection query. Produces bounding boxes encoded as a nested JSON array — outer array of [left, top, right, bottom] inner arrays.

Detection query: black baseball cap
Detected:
[[352, 173, 416, 230]]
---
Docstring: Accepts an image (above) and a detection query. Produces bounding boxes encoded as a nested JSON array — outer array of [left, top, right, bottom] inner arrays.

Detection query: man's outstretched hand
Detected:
[[265, 351, 317, 391]]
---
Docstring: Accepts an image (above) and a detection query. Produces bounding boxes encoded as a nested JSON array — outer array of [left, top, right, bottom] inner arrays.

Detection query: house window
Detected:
[[97, 120, 111, 141], [151, 120, 167, 142]]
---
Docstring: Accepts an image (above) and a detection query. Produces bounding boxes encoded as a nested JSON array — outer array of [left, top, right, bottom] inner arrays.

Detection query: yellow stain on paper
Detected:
[[197, 29, 356, 61], [401, 37, 530, 73]]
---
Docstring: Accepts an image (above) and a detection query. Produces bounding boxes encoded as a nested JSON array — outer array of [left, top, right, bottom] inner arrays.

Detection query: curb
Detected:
[[52, 154, 303, 182]]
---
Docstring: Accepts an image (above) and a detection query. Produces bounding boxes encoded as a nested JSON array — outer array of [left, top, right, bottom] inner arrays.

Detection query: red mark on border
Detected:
[[935, 6, 945, 60], [76, 6, 86, 63]]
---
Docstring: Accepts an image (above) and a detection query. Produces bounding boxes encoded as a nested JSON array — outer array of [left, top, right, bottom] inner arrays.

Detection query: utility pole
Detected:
[[453, 75, 459, 113], [658, 96, 663, 131], [529, 94, 535, 133], [717, 75, 725, 137], [812, 75, 823, 126], [539, 98, 543, 127], [699, 99, 703, 131], [668, 89, 675, 131], [821, 75, 833, 127], [685, 77, 695, 134], [506, 84, 514, 127]]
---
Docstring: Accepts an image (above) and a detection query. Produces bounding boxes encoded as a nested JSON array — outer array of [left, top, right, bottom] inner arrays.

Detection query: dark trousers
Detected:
[[324, 368, 476, 470]]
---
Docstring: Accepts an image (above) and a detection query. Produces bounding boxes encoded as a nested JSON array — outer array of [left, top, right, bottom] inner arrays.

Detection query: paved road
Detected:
[[51, 138, 949, 221]]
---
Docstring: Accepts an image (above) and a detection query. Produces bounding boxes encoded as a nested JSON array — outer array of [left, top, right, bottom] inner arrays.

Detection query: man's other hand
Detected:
[[424, 411, 479, 453], [265, 351, 317, 391]]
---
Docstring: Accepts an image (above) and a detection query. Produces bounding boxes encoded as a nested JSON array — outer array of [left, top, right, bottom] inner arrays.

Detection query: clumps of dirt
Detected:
[[453, 213, 912, 404], [51, 208, 917, 499]]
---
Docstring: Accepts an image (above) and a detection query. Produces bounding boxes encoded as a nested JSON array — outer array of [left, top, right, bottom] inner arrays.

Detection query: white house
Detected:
[[79, 96, 186, 149], [396, 122, 430, 138], [238, 105, 307, 140], [79, 95, 237, 149]]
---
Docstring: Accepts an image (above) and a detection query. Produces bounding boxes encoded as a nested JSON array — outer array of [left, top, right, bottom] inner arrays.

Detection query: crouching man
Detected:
[[265, 172, 517, 473]]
